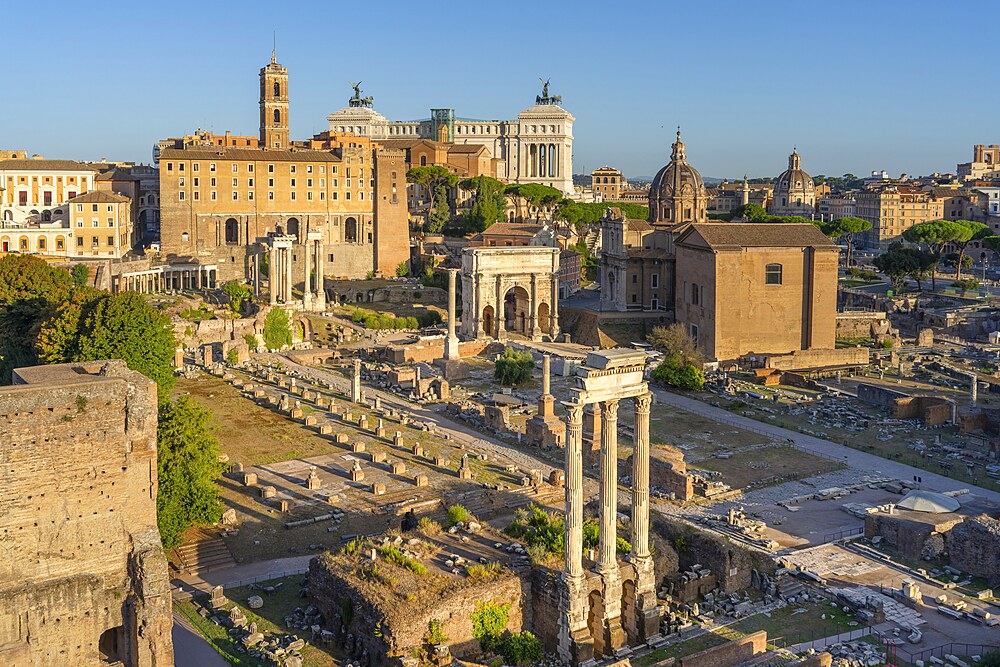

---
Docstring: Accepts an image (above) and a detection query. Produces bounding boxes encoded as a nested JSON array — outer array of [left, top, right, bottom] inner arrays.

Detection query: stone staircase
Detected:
[[173, 528, 236, 574]]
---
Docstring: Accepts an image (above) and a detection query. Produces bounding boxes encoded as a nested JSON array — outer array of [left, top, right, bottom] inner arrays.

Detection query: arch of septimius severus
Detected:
[[559, 349, 658, 664]]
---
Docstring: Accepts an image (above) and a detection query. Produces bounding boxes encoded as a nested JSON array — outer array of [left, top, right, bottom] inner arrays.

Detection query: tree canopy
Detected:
[[823, 216, 872, 266], [0, 255, 75, 382], [947, 219, 990, 280], [902, 219, 977, 289], [407, 166, 458, 232], [646, 324, 705, 391], [494, 347, 534, 386], [263, 307, 293, 349], [156, 395, 226, 548], [874, 245, 934, 291], [459, 175, 507, 233]]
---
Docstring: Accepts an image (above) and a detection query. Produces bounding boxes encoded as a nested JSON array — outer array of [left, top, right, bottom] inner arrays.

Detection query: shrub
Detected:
[[225, 349, 239, 365], [616, 537, 632, 554], [221, 280, 251, 314], [471, 600, 511, 651], [396, 261, 410, 277], [71, 263, 89, 287], [417, 516, 442, 536], [466, 562, 503, 581], [953, 278, 979, 292], [447, 504, 471, 526], [379, 544, 427, 575], [263, 307, 293, 349], [243, 333, 258, 352], [499, 631, 542, 666], [650, 360, 705, 391], [426, 619, 448, 645], [494, 347, 534, 386], [342, 537, 363, 556]]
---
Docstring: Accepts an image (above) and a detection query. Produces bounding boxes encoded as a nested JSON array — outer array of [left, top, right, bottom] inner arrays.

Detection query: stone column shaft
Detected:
[[542, 354, 551, 396], [632, 392, 652, 558], [303, 239, 312, 306], [445, 268, 459, 359], [564, 403, 584, 578], [599, 398, 619, 571], [268, 247, 277, 305], [284, 247, 293, 303]]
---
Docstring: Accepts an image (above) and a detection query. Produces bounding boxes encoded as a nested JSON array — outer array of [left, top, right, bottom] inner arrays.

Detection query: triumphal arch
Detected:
[[460, 246, 560, 341], [559, 349, 658, 664]]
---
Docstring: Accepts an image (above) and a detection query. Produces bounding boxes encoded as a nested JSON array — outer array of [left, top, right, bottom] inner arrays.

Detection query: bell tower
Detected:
[[259, 50, 289, 149]]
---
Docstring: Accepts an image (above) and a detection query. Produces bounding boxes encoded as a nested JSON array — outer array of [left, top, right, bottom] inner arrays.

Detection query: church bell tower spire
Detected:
[[259, 51, 289, 150]]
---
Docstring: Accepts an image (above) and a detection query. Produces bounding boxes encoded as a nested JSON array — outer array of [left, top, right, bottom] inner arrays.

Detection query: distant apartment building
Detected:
[[856, 186, 943, 249], [591, 166, 626, 201], [817, 196, 856, 221], [69, 191, 134, 258]]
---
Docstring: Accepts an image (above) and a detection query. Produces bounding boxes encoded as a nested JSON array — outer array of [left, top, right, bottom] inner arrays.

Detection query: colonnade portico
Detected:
[[255, 231, 326, 310], [559, 349, 658, 665], [300, 230, 326, 311], [114, 264, 218, 294]]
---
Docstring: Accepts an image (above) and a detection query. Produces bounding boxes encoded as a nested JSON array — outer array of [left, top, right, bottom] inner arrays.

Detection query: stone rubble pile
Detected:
[[827, 641, 886, 667]]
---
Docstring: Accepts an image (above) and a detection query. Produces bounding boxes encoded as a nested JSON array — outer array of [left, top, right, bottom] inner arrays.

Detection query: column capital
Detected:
[[565, 401, 584, 424], [602, 398, 619, 422], [634, 392, 652, 414]]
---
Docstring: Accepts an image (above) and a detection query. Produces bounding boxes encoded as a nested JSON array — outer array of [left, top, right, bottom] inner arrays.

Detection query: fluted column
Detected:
[[303, 239, 313, 308], [284, 247, 293, 303], [445, 268, 459, 359], [632, 392, 652, 558], [315, 240, 326, 309], [268, 246, 277, 305], [564, 402, 584, 578], [598, 398, 619, 571]]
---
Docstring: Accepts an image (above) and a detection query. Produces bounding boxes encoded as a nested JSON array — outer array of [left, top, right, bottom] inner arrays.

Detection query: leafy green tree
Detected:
[[978, 650, 1000, 667], [34, 287, 103, 365], [949, 219, 990, 280], [505, 184, 562, 221], [427, 185, 452, 233], [221, 280, 251, 315], [71, 263, 89, 287], [156, 396, 225, 548], [459, 175, 507, 233], [395, 261, 410, 278], [494, 347, 534, 386], [874, 245, 934, 291], [902, 219, 975, 290], [646, 324, 704, 367], [263, 307, 293, 349], [733, 203, 768, 222], [942, 252, 973, 271], [407, 165, 458, 229], [823, 217, 872, 267], [0, 254, 74, 382], [953, 278, 979, 293]]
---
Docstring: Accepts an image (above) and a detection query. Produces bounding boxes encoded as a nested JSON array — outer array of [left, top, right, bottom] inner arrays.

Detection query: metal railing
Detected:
[[897, 643, 1000, 664], [172, 567, 310, 601], [776, 625, 874, 652]]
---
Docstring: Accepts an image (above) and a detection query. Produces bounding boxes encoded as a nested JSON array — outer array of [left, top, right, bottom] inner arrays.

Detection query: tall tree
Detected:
[[505, 184, 562, 222], [406, 166, 458, 230], [902, 220, 975, 290], [156, 396, 225, 548], [949, 219, 990, 280], [459, 175, 507, 233], [824, 216, 872, 267], [0, 255, 74, 382], [73, 292, 177, 397], [874, 246, 932, 291]]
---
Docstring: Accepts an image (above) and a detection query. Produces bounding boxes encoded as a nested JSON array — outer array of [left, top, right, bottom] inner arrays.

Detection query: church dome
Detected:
[[771, 148, 816, 216], [648, 130, 708, 224]]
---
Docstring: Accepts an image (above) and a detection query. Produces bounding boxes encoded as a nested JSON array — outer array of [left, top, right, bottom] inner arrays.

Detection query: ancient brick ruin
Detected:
[[0, 361, 174, 666]]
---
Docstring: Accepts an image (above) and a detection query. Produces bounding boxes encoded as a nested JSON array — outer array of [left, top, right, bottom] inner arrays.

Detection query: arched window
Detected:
[[42, 210, 51, 222], [420, 155, 427, 166], [765, 263, 783, 285], [273, 108, 281, 124], [287, 217, 300, 239], [273, 81, 280, 98], [38, 237, 46, 250], [2, 210, 11, 221], [225, 218, 239, 245], [344, 217, 357, 243]]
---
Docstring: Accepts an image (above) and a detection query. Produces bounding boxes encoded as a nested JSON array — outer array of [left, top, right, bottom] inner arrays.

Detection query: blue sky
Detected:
[[3, 0, 995, 180]]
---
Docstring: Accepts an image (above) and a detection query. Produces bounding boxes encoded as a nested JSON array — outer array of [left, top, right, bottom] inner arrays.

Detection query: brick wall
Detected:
[[680, 631, 767, 667]]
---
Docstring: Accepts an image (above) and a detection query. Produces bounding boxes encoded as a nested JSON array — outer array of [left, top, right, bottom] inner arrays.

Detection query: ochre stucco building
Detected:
[[158, 52, 409, 282]]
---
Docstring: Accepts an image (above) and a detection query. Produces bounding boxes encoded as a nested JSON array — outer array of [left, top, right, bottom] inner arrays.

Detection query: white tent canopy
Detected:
[[897, 490, 961, 514]]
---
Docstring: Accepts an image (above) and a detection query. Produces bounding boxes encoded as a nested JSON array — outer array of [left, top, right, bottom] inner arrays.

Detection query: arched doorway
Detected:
[[225, 218, 239, 245], [99, 626, 123, 663], [287, 217, 300, 240], [344, 217, 357, 243], [482, 305, 495, 338], [537, 302, 550, 335], [503, 286, 530, 337]]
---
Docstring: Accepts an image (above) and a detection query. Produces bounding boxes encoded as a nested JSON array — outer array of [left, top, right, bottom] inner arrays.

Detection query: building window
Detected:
[[193, 163, 199, 172], [210, 163, 216, 172], [631, 274, 637, 284], [690, 283, 699, 305], [232, 178, 238, 187], [225, 218, 239, 244], [690, 324, 699, 341], [345, 217, 358, 243], [651, 273, 659, 289], [268, 164, 274, 173], [77, 236, 84, 247], [765, 263, 783, 285]]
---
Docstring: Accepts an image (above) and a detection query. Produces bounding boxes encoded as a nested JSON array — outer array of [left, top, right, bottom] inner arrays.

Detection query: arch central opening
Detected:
[[502, 285, 530, 337]]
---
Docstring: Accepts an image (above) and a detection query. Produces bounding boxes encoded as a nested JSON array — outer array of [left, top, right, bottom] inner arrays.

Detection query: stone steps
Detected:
[[174, 534, 236, 573]]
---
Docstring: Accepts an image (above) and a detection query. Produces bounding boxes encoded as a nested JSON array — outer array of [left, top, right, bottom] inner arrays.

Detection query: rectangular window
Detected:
[[333, 178, 338, 187], [210, 163, 216, 172], [179, 163, 184, 171], [232, 178, 238, 187], [233, 191, 239, 200], [232, 164, 238, 173], [268, 164, 274, 173], [290, 178, 296, 187], [248, 164, 254, 173], [651, 274, 659, 289], [307, 178, 313, 187], [211, 177, 216, 187], [320, 192, 325, 201], [332, 192, 338, 200], [193, 177, 199, 186], [320, 178, 325, 187], [290, 165, 297, 174], [107, 235, 114, 245], [193, 163, 199, 172], [765, 263, 783, 285], [291, 192, 296, 201], [179, 177, 185, 187], [631, 274, 637, 284], [307, 165, 313, 173], [346, 192, 351, 200], [107, 218, 114, 227], [691, 283, 699, 305], [332, 166, 338, 174], [248, 191, 254, 201], [167, 162, 173, 172], [307, 192, 313, 201], [194, 191, 200, 200], [268, 191, 274, 200], [268, 178, 274, 187], [76, 204, 83, 212], [690, 324, 699, 340], [179, 191, 185, 200], [211, 191, 217, 200], [248, 178, 254, 187], [77, 236, 83, 246]]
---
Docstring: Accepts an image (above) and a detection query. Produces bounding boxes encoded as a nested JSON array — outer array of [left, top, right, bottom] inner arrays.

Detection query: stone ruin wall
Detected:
[[948, 515, 1000, 584], [0, 361, 173, 666], [864, 513, 960, 562], [651, 516, 773, 594], [307, 556, 529, 664], [679, 631, 767, 667]]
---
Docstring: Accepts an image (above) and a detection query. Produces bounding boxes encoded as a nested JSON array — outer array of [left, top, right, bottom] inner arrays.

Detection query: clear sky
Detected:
[[4, 0, 995, 180]]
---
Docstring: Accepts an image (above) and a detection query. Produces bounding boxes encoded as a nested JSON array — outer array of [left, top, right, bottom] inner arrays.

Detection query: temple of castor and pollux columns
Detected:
[[559, 348, 657, 663]]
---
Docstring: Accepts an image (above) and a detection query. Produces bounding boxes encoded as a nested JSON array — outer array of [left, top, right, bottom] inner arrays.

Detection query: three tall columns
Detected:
[[559, 391, 655, 664]]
